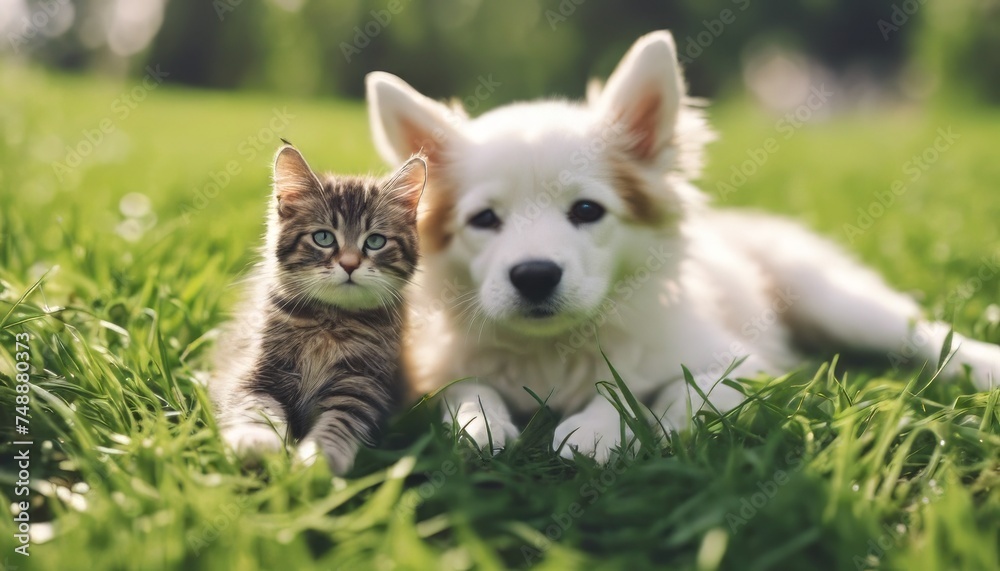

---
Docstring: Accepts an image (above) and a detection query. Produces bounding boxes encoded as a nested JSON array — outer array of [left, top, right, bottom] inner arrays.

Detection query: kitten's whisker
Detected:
[[277, 274, 328, 323]]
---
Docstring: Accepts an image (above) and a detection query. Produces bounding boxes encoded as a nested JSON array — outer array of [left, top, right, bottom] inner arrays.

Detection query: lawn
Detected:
[[1, 64, 999, 571]]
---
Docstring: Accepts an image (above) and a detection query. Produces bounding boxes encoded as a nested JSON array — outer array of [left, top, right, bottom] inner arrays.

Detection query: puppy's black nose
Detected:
[[509, 260, 562, 302]]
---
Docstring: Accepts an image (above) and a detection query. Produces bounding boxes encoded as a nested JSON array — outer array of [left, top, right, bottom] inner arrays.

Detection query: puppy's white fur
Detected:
[[366, 31, 1000, 463]]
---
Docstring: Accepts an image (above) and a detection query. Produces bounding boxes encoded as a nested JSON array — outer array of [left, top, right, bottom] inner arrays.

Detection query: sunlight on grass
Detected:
[[0, 64, 998, 570]]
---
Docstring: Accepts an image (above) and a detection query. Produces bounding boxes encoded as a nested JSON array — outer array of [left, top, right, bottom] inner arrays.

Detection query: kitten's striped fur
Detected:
[[211, 145, 425, 475]]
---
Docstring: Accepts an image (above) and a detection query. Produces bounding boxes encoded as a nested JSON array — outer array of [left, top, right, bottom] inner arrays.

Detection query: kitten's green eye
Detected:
[[364, 234, 387, 250], [312, 230, 336, 248]]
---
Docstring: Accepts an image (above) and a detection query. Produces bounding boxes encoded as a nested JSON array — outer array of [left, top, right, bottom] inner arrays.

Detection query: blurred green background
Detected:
[[5, 0, 1000, 104]]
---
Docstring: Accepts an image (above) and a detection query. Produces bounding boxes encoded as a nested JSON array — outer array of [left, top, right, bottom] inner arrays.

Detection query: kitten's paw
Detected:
[[297, 434, 359, 476], [320, 441, 358, 476], [222, 424, 284, 458], [448, 406, 519, 455], [949, 338, 1000, 391], [553, 412, 633, 464], [295, 439, 321, 467]]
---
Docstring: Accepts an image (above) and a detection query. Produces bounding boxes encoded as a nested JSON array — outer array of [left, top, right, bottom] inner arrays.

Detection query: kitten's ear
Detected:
[[273, 145, 322, 215], [383, 155, 427, 212], [366, 72, 466, 167], [595, 31, 686, 164]]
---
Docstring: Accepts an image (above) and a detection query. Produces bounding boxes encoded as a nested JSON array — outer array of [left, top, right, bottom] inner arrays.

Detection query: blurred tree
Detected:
[[147, 0, 269, 89], [141, 0, 921, 103], [12, 0, 993, 105], [919, 0, 1000, 103]]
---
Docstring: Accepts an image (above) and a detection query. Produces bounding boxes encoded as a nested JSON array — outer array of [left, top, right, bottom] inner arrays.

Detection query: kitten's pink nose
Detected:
[[339, 252, 361, 275]]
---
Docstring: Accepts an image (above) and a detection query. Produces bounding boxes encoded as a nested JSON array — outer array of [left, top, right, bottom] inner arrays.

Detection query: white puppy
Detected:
[[365, 31, 1000, 462]]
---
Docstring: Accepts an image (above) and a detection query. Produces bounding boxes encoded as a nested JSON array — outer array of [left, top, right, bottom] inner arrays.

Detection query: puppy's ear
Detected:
[[366, 72, 466, 167], [273, 145, 322, 216], [383, 154, 427, 213], [596, 31, 686, 164]]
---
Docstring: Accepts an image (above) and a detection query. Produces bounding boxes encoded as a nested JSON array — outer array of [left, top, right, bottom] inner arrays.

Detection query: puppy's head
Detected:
[[366, 31, 712, 337]]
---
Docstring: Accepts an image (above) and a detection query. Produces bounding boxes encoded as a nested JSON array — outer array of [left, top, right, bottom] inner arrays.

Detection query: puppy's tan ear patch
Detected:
[[596, 31, 685, 165], [273, 145, 322, 209], [610, 157, 666, 226], [400, 119, 450, 170], [617, 90, 664, 162], [392, 121, 456, 253], [398, 119, 462, 253], [367, 73, 465, 253], [418, 177, 455, 253]]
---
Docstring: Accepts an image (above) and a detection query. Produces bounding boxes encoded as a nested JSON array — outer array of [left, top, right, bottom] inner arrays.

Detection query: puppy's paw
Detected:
[[222, 424, 284, 459], [447, 406, 519, 455], [949, 338, 1000, 391], [553, 412, 634, 464]]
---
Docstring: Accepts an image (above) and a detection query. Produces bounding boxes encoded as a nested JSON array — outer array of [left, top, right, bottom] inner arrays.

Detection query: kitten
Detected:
[[210, 144, 425, 475]]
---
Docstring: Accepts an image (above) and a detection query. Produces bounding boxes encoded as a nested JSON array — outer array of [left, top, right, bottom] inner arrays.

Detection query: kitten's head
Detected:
[[267, 145, 426, 311]]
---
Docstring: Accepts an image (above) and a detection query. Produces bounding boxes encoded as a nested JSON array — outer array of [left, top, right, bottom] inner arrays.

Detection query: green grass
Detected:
[[1, 64, 999, 571]]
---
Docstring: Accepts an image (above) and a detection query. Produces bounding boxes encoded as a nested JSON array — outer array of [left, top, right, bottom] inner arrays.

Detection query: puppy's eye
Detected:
[[569, 200, 605, 224], [468, 208, 501, 229], [312, 230, 336, 247], [364, 233, 387, 250]]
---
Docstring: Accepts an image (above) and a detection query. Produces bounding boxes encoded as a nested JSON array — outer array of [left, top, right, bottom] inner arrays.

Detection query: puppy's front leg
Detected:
[[553, 394, 633, 463], [651, 354, 773, 431], [442, 382, 519, 454]]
